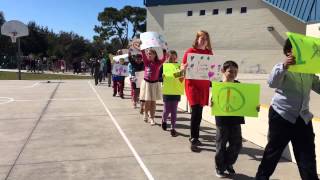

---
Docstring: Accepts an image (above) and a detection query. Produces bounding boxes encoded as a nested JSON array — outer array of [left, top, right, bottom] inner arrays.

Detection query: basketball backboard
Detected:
[[1, 20, 29, 43]]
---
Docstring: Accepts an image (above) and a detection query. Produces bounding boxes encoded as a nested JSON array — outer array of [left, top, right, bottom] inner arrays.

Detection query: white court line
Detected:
[[22, 82, 40, 88], [14, 98, 96, 102], [0, 98, 96, 104], [0, 97, 14, 105], [2, 82, 40, 89], [88, 81, 154, 180]]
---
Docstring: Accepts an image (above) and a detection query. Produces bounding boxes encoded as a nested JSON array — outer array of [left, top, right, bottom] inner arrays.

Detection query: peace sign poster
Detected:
[[211, 82, 260, 117], [287, 32, 320, 74]]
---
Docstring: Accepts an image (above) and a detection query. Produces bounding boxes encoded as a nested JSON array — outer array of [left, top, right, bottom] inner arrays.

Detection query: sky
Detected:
[[0, 0, 144, 41]]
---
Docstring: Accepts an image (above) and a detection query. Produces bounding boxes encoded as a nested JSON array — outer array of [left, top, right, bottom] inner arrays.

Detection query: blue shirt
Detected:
[[268, 63, 320, 124]]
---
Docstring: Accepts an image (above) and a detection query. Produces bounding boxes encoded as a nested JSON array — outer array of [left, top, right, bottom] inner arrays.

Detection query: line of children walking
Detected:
[[96, 30, 319, 179]]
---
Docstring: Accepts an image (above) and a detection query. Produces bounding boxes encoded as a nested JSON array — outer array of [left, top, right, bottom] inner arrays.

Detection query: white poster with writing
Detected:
[[112, 64, 129, 76], [113, 54, 129, 63], [186, 53, 222, 81], [140, 32, 168, 50]]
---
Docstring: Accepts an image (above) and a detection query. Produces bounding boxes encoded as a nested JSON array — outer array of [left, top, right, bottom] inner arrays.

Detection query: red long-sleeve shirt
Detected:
[[182, 48, 213, 106]]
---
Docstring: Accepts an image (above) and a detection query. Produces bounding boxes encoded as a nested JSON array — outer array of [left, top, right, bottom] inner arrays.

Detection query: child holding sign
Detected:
[[128, 53, 144, 108], [140, 48, 167, 125], [181, 30, 213, 152], [256, 39, 320, 180], [213, 61, 245, 178], [112, 58, 126, 99], [161, 50, 181, 137]]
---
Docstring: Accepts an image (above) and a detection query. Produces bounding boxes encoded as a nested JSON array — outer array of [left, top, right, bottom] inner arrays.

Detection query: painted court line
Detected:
[[2, 82, 40, 89], [88, 81, 154, 180], [0, 97, 14, 105]]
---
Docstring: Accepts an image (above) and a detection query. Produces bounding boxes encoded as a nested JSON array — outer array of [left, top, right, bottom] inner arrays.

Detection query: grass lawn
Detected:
[[0, 71, 92, 80]]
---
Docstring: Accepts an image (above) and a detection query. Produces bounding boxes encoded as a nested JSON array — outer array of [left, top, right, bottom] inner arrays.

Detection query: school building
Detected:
[[144, 0, 320, 73], [144, 0, 320, 173]]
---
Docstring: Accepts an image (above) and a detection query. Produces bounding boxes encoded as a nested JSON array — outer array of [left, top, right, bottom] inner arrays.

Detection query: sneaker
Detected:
[[113, 93, 116, 97], [161, 122, 167, 131], [150, 119, 156, 126], [120, 95, 124, 99], [226, 165, 235, 175], [170, 129, 177, 137], [190, 144, 200, 152], [189, 138, 202, 146], [143, 116, 148, 123], [215, 169, 227, 178]]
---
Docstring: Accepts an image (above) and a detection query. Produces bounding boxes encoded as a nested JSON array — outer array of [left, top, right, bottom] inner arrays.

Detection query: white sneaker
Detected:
[[150, 118, 156, 125]]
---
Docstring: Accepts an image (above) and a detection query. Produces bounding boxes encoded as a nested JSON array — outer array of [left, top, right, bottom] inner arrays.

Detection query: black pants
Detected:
[[94, 74, 99, 85], [190, 104, 203, 140], [256, 107, 319, 180], [215, 124, 242, 171]]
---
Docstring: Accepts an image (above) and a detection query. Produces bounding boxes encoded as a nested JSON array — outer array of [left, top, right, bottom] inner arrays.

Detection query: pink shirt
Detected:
[[141, 50, 166, 81]]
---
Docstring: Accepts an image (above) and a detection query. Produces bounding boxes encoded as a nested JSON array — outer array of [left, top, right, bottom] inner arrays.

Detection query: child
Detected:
[[112, 58, 126, 98], [161, 50, 181, 137], [213, 61, 245, 178], [140, 48, 167, 125], [128, 53, 144, 108], [180, 30, 213, 152], [256, 39, 320, 180]]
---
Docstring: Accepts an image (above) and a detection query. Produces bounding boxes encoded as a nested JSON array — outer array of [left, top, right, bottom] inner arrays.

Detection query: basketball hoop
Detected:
[[0, 20, 29, 80], [10, 32, 18, 43], [1, 20, 29, 43]]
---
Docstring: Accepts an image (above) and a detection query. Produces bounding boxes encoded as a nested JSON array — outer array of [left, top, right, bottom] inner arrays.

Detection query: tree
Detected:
[[94, 6, 146, 49]]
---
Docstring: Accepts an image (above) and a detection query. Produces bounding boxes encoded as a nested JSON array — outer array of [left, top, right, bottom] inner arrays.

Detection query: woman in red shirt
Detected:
[[181, 30, 213, 152]]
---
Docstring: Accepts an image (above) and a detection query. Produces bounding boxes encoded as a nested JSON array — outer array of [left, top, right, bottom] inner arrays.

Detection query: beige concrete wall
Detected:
[[307, 23, 320, 38], [146, 0, 306, 73]]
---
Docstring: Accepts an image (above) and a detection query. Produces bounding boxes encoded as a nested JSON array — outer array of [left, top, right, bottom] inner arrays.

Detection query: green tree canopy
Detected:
[[94, 6, 146, 49]]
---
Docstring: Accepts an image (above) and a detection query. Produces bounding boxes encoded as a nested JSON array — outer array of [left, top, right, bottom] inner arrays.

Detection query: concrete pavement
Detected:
[[0, 80, 305, 179]]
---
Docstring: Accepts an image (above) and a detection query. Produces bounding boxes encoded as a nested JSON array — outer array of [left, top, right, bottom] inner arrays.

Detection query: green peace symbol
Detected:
[[217, 87, 245, 113]]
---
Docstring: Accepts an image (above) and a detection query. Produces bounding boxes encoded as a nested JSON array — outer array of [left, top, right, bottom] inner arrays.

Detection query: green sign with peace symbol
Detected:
[[217, 87, 245, 112], [211, 82, 260, 117]]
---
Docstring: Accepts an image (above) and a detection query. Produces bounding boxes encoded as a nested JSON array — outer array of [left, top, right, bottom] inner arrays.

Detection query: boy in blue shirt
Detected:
[[256, 39, 320, 180]]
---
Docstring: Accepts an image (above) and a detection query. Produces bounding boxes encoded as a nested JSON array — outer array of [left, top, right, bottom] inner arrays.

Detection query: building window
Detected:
[[241, 7, 247, 13], [226, 8, 233, 14], [187, 10, 193, 16], [200, 10, 206, 16], [212, 9, 219, 15]]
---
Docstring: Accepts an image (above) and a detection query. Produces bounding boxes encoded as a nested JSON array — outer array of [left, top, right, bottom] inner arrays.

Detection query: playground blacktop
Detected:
[[0, 79, 308, 180]]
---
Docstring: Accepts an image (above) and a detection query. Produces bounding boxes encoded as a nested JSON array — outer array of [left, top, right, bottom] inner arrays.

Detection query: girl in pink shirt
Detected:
[[140, 48, 167, 125]]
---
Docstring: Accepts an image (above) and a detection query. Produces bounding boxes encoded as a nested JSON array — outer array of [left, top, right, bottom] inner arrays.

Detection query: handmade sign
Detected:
[[112, 64, 129, 76], [287, 32, 320, 74], [211, 82, 260, 117], [162, 63, 185, 95], [140, 32, 168, 50], [186, 53, 222, 81], [129, 38, 142, 55], [113, 54, 129, 63]]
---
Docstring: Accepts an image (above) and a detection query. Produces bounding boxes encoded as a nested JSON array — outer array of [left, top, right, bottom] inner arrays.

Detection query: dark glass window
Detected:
[[212, 9, 219, 15], [226, 8, 233, 14], [200, 10, 206, 16], [187, 10, 193, 16], [241, 7, 247, 13]]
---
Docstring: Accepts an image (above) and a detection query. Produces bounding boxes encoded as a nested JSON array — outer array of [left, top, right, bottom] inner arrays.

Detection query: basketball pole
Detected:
[[17, 38, 22, 80]]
